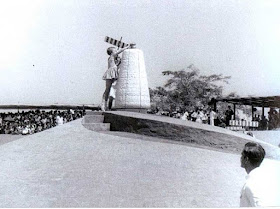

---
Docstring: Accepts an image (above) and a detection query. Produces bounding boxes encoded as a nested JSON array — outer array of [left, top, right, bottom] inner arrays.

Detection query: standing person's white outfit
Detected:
[[240, 164, 280, 207], [181, 111, 189, 121], [191, 111, 197, 121], [209, 110, 217, 126], [56, 116, 64, 125], [195, 111, 204, 123]]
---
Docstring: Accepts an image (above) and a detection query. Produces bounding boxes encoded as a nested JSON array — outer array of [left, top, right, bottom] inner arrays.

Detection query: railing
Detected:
[[226, 120, 259, 131], [229, 120, 259, 127], [0, 104, 100, 111]]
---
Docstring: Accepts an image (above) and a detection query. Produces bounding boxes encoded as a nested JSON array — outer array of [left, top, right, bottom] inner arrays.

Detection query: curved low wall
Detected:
[[103, 111, 280, 160]]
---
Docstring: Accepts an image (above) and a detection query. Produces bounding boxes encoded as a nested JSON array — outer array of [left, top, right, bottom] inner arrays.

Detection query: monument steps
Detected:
[[83, 115, 104, 123], [82, 111, 110, 131]]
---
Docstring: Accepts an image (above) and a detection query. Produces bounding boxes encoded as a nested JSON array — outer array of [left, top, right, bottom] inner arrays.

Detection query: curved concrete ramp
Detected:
[[0, 118, 279, 207], [103, 111, 280, 160]]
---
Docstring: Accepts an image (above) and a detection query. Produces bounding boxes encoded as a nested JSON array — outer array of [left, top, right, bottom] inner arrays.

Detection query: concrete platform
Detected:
[[0, 117, 279, 207], [252, 130, 280, 147], [82, 122, 110, 131], [82, 115, 104, 123]]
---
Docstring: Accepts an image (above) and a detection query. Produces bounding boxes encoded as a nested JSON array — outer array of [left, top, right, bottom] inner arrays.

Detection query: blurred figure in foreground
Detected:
[[240, 142, 280, 207]]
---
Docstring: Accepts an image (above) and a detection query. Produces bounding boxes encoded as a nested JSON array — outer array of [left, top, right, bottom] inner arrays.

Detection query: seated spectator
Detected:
[[181, 111, 189, 121], [0, 108, 85, 135], [56, 114, 64, 126], [22, 126, 29, 135], [30, 124, 36, 134], [202, 110, 208, 124], [191, 110, 198, 122], [195, 110, 204, 124]]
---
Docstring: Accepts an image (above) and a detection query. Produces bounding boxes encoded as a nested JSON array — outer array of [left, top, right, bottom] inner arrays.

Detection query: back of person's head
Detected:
[[242, 142, 265, 167], [107, 47, 115, 55]]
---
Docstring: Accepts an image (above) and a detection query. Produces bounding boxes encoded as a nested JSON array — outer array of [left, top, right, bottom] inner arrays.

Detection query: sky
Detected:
[[0, 0, 279, 106]]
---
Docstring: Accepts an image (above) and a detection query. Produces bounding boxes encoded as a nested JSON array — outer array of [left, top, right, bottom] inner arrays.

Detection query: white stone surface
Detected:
[[115, 49, 150, 109], [252, 130, 280, 147], [0, 117, 279, 207], [0, 119, 244, 207]]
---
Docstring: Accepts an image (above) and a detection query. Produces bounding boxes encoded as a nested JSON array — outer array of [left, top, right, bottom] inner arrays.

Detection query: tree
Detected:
[[149, 86, 169, 111], [150, 64, 231, 112]]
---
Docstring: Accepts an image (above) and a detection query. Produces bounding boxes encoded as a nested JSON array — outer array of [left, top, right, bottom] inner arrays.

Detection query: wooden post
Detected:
[[262, 104, 265, 118], [233, 104, 236, 120], [252, 105, 254, 121], [213, 99, 217, 112]]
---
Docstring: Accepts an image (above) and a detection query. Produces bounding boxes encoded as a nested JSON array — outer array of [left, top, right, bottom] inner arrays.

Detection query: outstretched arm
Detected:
[[113, 44, 131, 56]]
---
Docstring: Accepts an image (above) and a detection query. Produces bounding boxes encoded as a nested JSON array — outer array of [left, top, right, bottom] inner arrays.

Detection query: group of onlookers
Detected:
[[267, 108, 280, 130], [180, 108, 221, 126], [0, 109, 85, 135], [250, 108, 280, 130], [148, 107, 226, 127], [148, 106, 280, 130]]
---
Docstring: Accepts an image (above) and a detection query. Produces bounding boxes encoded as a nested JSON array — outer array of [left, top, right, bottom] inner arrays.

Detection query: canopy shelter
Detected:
[[210, 95, 280, 120], [216, 96, 280, 108]]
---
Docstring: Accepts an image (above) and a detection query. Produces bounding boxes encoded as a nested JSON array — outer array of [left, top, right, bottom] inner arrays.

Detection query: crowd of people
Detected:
[[148, 106, 227, 127], [267, 108, 280, 130], [148, 106, 280, 130], [249, 108, 280, 130], [0, 109, 85, 135]]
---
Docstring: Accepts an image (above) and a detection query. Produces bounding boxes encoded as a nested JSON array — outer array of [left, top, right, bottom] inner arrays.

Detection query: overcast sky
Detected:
[[0, 0, 279, 106]]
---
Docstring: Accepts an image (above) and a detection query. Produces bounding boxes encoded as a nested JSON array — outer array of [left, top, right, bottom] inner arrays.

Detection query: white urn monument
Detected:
[[115, 43, 151, 111]]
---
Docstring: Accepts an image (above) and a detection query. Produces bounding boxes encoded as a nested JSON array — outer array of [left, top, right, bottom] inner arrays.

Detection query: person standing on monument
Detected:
[[101, 44, 131, 111]]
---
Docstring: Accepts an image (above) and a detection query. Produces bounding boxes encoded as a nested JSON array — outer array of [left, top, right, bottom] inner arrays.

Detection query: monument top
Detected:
[[130, 43, 136, 49]]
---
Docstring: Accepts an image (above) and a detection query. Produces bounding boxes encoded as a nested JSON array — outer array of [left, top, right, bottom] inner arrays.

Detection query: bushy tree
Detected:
[[150, 64, 231, 112]]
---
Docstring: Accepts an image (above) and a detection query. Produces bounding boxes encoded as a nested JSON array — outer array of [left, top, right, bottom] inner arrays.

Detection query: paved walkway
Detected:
[[0, 119, 279, 207]]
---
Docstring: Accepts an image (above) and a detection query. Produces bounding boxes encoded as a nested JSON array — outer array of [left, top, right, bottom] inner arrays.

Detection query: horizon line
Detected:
[[0, 104, 100, 110]]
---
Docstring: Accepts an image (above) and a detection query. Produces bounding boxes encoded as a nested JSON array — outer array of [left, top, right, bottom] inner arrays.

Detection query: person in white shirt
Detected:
[[181, 111, 189, 121], [201, 110, 208, 124], [195, 110, 204, 123], [56, 114, 64, 126], [22, 125, 30, 135], [240, 142, 280, 207], [209, 108, 217, 126]]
